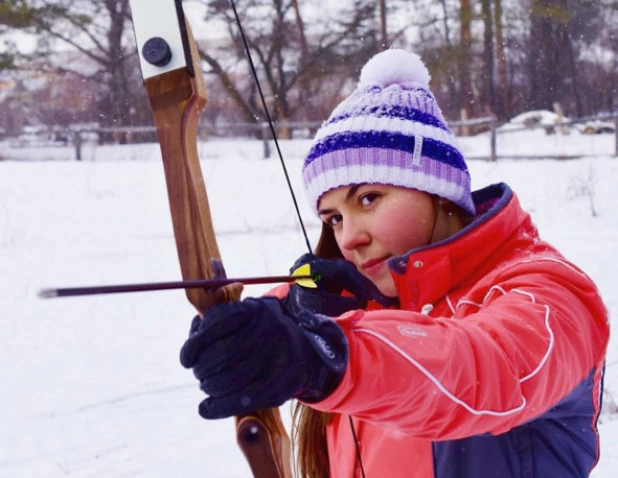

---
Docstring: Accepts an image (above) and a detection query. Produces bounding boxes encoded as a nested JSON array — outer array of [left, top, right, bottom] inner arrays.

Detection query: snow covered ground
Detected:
[[1, 130, 617, 477]]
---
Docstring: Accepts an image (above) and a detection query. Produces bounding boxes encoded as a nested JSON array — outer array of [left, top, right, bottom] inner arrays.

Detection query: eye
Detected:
[[360, 192, 380, 207], [324, 213, 343, 227]]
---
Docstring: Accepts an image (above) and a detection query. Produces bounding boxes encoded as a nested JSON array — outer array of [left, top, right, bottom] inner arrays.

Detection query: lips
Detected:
[[360, 255, 390, 276]]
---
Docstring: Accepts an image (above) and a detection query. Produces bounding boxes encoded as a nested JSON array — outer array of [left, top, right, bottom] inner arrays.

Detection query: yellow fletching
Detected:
[[291, 263, 317, 288]]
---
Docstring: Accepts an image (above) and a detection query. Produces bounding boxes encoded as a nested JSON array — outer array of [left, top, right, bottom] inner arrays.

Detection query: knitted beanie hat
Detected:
[[302, 49, 475, 216]]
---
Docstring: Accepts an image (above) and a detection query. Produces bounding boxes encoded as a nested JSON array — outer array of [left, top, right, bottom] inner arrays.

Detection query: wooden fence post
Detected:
[[614, 115, 618, 157], [261, 122, 271, 159], [490, 118, 497, 162], [73, 131, 82, 161], [460, 109, 469, 137], [553, 102, 566, 135]]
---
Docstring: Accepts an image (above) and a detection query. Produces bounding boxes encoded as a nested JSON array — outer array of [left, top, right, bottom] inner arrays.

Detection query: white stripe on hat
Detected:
[[304, 160, 472, 215], [313, 114, 462, 152]]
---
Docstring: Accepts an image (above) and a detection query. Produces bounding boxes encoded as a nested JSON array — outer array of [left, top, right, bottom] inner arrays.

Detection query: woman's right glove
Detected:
[[285, 253, 397, 316], [180, 296, 348, 419]]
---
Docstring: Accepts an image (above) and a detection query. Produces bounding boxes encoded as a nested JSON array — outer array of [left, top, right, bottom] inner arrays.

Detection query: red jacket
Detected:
[[274, 183, 609, 477]]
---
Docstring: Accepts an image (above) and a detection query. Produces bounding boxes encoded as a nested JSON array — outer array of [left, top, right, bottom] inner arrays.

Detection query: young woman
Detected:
[[180, 49, 609, 477]]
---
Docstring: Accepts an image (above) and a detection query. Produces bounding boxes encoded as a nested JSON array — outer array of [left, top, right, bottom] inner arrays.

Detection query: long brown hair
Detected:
[[293, 405, 332, 477], [291, 224, 343, 477]]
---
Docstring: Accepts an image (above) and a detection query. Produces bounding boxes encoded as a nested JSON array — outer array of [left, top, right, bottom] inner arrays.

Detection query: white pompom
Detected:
[[359, 49, 431, 88]]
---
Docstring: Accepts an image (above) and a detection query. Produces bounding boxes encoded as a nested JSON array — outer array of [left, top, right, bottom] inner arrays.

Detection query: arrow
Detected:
[[39, 265, 318, 298]]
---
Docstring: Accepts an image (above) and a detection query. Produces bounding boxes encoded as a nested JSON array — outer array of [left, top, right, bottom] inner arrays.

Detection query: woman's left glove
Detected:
[[286, 253, 397, 316], [180, 297, 348, 419]]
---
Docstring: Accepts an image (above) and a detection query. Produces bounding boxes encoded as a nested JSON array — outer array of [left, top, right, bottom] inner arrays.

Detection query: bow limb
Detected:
[[129, 1, 291, 476]]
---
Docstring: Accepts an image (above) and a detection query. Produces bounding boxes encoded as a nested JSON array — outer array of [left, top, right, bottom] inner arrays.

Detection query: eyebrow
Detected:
[[318, 185, 361, 216]]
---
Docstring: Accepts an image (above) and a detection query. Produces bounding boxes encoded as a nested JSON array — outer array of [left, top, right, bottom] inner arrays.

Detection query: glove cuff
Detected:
[[295, 311, 348, 402]]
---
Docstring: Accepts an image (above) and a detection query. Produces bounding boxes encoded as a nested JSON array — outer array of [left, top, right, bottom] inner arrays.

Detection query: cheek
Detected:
[[378, 207, 434, 254]]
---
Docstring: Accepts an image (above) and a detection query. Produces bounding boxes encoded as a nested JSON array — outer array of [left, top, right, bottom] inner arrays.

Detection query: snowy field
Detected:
[[1, 130, 617, 477]]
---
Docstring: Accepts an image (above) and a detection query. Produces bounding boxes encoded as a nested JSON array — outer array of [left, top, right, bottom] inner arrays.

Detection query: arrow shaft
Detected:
[[40, 275, 312, 298]]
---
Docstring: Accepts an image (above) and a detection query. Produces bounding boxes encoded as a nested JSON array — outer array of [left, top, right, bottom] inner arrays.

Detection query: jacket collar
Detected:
[[386, 183, 535, 310]]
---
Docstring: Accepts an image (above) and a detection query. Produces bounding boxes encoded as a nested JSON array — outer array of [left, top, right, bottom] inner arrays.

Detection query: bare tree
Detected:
[[0, 1, 40, 69], [3, 0, 142, 135], [493, 0, 509, 118], [196, 0, 380, 131], [458, 0, 476, 118], [480, 0, 495, 114], [379, 0, 388, 48], [5, 0, 618, 136], [477, 0, 510, 119], [525, 0, 605, 116]]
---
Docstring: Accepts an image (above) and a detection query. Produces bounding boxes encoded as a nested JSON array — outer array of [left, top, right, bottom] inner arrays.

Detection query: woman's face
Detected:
[[318, 184, 436, 297]]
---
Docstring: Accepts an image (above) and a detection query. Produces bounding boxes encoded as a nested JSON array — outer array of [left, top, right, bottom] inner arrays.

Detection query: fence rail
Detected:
[[4, 113, 618, 161]]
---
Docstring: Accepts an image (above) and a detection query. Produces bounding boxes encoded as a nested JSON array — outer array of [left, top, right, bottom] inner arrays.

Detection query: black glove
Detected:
[[286, 253, 397, 316], [179, 297, 348, 419]]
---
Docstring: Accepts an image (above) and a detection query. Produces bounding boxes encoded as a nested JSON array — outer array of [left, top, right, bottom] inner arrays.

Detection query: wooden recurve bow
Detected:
[[129, 1, 292, 476]]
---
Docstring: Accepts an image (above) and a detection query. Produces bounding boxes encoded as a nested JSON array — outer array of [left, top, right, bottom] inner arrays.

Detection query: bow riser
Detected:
[[144, 67, 226, 310], [130, 1, 292, 475]]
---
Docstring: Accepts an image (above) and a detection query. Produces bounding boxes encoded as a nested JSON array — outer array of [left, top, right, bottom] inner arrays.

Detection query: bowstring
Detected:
[[230, 0, 365, 478], [228, 2, 366, 476], [229, 0, 312, 255]]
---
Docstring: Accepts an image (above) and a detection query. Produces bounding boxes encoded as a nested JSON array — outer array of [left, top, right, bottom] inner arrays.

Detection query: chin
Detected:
[[375, 279, 398, 298]]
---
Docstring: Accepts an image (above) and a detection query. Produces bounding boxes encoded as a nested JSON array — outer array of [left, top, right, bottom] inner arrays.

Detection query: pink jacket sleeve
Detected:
[[306, 259, 609, 440]]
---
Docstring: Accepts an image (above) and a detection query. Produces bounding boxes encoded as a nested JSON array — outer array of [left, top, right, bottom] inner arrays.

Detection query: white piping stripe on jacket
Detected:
[[354, 327, 527, 417], [519, 257, 588, 277], [457, 285, 555, 384], [512, 289, 555, 384], [457, 285, 508, 309], [351, 284, 556, 416], [457, 257, 592, 310], [313, 114, 462, 150], [445, 294, 456, 315]]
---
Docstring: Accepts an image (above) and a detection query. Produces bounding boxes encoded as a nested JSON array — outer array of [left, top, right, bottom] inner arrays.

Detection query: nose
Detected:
[[339, 216, 370, 252]]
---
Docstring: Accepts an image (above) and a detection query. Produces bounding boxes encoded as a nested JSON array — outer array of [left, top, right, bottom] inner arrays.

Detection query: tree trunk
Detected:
[[459, 0, 475, 118], [105, 0, 131, 143], [563, 22, 582, 117], [493, 0, 509, 118], [290, 0, 314, 121], [379, 0, 388, 48], [272, 0, 290, 139], [528, 0, 569, 111], [290, 0, 308, 58], [480, 0, 495, 114], [528, 1, 551, 109], [439, 0, 459, 106]]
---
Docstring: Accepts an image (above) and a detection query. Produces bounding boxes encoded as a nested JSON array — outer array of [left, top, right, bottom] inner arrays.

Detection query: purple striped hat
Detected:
[[302, 49, 475, 216]]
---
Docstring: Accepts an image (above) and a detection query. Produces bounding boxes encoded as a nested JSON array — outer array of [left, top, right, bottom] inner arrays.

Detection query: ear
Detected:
[[438, 198, 473, 225], [438, 198, 457, 215]]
